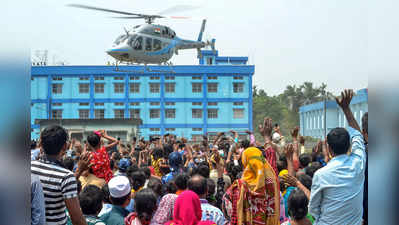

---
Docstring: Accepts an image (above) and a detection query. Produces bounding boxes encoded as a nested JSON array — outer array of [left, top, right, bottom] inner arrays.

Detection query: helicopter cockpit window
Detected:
[[114, 35, 128, 45], [153, 39, 162, 51], [145, 38, 152, 51], [133, 36, 143, 50], [127, 35, 138, 47]]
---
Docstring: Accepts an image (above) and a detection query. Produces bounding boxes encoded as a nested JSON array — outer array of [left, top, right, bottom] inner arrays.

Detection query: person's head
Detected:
[[206, 178, 216, 197], [118, 158, 131, 173], [299, 136, 305, 145], [272, 132, 281, 143], [129, 171, 146, 191], [163, 144, 174, 158], [79, 185, 104, 216], [297, 174, 312, 190], [305, 162, 322, 178], [174, 173, 189, 191], [172, 190, 202, 224], [188, 175, 208, 198], [299, 153, 311, 168], [152, 148, 164, 160], [134, 188, 158, 223], [108, 176, 131, 207], [287, 189, 309, 220], [276, 160, 287, 173], [139, 166, 151, 180], [87, 133, 101, 149], [31, 140, 37, 150], [101, 183, 111, 204], [40, 125, 68, 156], [168, 151, 183, 171], [165, 181, 177, 194], [327, 128, 350, 156], [147, 177, 163, 198], [191, 164, 210, 178], [240, 139, 250, 149], [61, 157, 75, 171]]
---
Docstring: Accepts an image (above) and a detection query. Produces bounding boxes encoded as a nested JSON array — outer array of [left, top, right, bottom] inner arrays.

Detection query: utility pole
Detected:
[[323, 92, 327, 140]]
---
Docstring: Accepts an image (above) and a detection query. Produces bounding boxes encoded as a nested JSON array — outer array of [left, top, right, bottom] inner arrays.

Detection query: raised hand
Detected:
[[263, 117, 273, 138], [282, 174, 298, 187], [285, 143, 294, 159], [290, 126, 299, 140], [77, 151, 93, 173], [335, 89, 353, 110]]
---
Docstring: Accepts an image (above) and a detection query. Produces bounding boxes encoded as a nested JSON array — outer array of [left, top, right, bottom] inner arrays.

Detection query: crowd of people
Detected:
[[30, 89, 368, 225]]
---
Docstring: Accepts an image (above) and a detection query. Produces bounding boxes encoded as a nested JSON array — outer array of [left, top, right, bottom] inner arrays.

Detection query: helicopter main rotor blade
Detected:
[[110, 16, 145, 19], [67, 4, 145, 17], [158, 5, 200, 16]]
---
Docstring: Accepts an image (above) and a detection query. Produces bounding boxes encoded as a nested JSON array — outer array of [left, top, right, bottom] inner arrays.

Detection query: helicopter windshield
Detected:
[[114, 35, 128, 45]]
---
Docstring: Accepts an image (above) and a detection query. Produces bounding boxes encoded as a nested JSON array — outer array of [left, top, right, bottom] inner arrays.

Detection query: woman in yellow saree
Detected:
[[222, 147, 280, 225]]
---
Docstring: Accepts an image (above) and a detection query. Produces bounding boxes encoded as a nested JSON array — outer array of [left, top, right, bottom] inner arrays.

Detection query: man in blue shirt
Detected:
[[309, 89, 366, 225]]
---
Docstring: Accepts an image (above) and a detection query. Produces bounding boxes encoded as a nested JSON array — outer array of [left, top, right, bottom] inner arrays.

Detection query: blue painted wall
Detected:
[[299, 89, 368, 139], [31, 50, 254, 140]]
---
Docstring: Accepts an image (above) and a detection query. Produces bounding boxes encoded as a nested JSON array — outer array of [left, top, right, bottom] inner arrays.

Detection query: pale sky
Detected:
[[24, 0, 371, 95]]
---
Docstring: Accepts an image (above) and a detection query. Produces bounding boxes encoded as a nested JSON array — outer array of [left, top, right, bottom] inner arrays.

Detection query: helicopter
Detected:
[[68, 4, 215, 68]]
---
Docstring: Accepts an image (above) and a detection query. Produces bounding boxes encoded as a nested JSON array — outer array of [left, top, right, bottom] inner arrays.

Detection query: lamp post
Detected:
[[323, 92, 327, 140]]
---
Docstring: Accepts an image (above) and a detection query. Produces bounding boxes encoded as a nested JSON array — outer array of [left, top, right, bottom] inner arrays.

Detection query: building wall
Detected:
[[299, 89, 368, 139], [31, 51, 254, 140]]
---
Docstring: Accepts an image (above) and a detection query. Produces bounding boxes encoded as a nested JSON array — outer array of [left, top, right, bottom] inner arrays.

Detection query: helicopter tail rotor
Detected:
[[197, 19, 206, 42]]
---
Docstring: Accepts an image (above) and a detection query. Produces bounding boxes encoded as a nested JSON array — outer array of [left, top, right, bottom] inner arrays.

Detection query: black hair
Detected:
[[152, 148, 164, 160], [188, 175, 207, 196], [165, 181, 177, 194], [40, 125, 68, 155], [134, 188, 158, 222], [110, 193, 130, 206], [77, 179, 82, 195], [61, 157, 75, 171], [362, 112, 368, 135], [206, 178, 216, 196], [147, 177, 163, 197], [139, 166, 151, 180], [276, 160, 287, 173], [240, 139, 250, 149], [113, 152, 122, 161], [79, 185, 104, 215], [101, 184, 111, 204], [191, 164, 210, 178], [110, 160, 115, 170], [160, 165, 170, 175], [297, 174, 312, 190], [174, 173, 189, 190], [87, 133, 100, 149], [129, 171, 146, 191], [31, 140, 37, 150], [287, 189, 308, 220], [327, 128, 350, 155], [163, 144, 174, 158], [305, 162, 322, 178], [226, 162, 242, 183], [299, 153, 311, 168]]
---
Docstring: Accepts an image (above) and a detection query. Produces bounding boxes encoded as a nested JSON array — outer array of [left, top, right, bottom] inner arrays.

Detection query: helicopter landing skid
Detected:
[[112, 61, 175, 74]]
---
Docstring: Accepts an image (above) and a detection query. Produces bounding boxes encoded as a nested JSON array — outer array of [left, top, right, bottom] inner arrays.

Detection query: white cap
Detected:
[[272, 132, 281, 142], [108, 176, 131, 198]]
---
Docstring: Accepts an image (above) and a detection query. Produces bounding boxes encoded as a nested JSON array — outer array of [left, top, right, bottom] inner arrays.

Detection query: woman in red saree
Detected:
[[222, 147, 280, 225]]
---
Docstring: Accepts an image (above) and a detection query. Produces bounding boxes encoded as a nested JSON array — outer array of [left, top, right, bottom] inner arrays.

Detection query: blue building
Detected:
[[299, 88, 368, 139], [31, 49, 254, 141]]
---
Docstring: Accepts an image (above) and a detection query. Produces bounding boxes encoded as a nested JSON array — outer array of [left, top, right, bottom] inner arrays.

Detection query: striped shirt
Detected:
[[31, 158, 78, 225]]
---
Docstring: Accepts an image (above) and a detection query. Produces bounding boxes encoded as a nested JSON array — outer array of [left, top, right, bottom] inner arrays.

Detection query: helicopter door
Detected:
[[145, 37, 152, 52], [133, 36, 143, 51], [153, 39, 162, 51]]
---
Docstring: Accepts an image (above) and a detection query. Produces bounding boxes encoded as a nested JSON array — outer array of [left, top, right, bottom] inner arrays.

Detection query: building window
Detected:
[[114, 109, 125, 119], [192, 109, 202, 118], [79, 83, 90, 93], [165, 76, 175, 80], [208, 83, 218, 93], [114, 76, 124, 80], [94, 109, 104, 119], [150, 109, 160, 118], [233, 83, 244, 93], [95, 77, 104, 80], [233, 76, 243, 80], [52, 84, 63, 94], [52, 76, 62, 81], [79, 77, 89, 80], [233, 102, 244, 106], [233, 108, 244, 119], [95, 103, 104, 106], [192, 76, 202, 80], [208, 109, 218, 119], [130, 76, 140, 80], [192, 83, 202, 93], [165, 128, 175, 132], [192, 128, 202, 131], [52, 103, 62, 106], [208, 102, 217, 106], [129, 83, 140, 93], [165, 102, 175, 106], [150, 83, 160, 93], [79, 109, 89, 119], [165, 83, 175, 93], [207, 58, 213, 65], [150, 128, 160, 132], [130, 109, 140, 119], [165, 109, 176, 119], [114, 102, 124, 106], [130, 102, 140, 106], [150, 102, 160, 106], [114, 83, 124, 93], [79, 102, 89, 106], [51, 110, 62, 119], [208, 76, 217, 80], [95, 83, 104, 93], [192, 135, 203, 141], [192, 102, 202, 106], [150, 76, 160, 80]]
